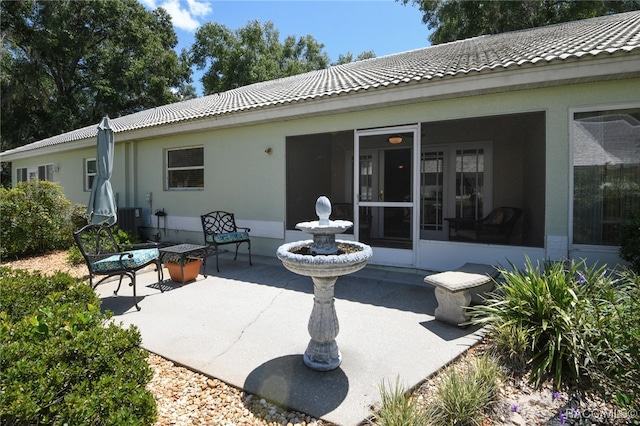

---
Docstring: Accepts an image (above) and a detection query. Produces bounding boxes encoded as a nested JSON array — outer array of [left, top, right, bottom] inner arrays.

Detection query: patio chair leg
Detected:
[[216, 249, 220, 273], [131, 275, 141, 311], [248, 241, 252, 266], [114, 276, 124, 295], [234, 243, 239, 260]]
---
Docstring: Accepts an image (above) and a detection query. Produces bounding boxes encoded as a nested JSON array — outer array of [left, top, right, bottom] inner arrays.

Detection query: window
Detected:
[[420, 151, 444, 231], [419, 142, 492, 241], [454, 148, 485, 221], [166, 147, 204, 189], [16, 168, 27, 183], [38, 164, 54, 181], [572, 107, 640, 245], [85, 158, 96, 191]]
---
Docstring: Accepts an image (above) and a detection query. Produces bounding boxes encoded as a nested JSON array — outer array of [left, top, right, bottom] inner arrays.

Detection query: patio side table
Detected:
[[159, 243, 209, 283]]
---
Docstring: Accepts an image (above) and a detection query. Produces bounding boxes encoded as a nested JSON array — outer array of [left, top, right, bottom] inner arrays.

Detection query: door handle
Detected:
[[379, 190, 384, 201]]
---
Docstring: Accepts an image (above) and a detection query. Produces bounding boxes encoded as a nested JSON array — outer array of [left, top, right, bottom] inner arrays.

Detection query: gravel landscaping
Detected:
[[3, 250, 633, 425]]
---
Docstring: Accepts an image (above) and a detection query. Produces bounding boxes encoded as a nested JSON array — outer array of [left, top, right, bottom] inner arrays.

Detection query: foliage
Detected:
[[619, 212, 640, 273], [191, 20, 329, 94], [398, 0, 640, 44], [579, 269, 640, 406], [491, 321, 530, 373], [0, 266, 157, 425], [372, 377, 428, 426], [332, 50, 376, 65], [0, 181, 74, 258], [469, 258, 598, 388], [425, 353, 501, 426], [0, 0, 193, 151], [190, 19, 376, 95], [70, 203, 89, 230], [470, 258, 640, 405]]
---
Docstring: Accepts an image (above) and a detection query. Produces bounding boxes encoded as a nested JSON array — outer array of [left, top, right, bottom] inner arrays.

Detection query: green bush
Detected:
[[579, 268, 640, 406], [0, 266, 157, 425], [0, 181, 75, 259], [70, 203, 89, 230], [425, 353, 501, 426], [619, 212, 640, 273], [469, 258, 602, 387], [470, 258, 640, 407], [372, 377, 428, 426]]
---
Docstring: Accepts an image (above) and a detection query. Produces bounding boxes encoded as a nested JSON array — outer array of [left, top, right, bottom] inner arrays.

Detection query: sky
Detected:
[[139, 0, 433, 95]]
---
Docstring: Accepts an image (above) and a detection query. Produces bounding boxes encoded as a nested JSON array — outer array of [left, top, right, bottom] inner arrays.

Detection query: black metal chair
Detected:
[[201, 211, 252, 272], [73, 223, 163, 311]]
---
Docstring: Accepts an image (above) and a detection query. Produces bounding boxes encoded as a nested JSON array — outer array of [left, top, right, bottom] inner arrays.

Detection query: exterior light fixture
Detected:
[[388, 136, 403, 144]]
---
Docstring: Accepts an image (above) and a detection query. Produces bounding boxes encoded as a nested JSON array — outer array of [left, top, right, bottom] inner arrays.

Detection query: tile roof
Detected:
[[3, 11, 640, 156]]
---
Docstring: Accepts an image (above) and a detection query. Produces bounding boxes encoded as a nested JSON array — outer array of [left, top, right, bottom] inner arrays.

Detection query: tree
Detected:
[[191, 20, 331, 94], [0, 0, 194, 151], [332, 50, 376, 66], [398, 0, 640, 44]]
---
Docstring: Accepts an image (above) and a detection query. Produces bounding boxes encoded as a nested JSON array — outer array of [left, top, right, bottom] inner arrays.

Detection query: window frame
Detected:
[[569, 103, 640, 247], [85, 158, 96, 191], [38, 164, 54, 181], [165, 146, 205, 190], [16, 167, 28, 183]]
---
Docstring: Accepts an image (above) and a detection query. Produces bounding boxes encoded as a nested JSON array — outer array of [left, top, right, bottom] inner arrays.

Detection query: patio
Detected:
[[95, 253, 484, 426]]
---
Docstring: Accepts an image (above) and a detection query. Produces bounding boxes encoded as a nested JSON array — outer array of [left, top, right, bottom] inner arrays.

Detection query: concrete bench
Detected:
[[424, 263, 499, 326]]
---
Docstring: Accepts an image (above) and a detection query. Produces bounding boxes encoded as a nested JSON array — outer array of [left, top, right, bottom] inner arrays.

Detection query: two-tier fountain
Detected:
[[277, 196, 372, 371]]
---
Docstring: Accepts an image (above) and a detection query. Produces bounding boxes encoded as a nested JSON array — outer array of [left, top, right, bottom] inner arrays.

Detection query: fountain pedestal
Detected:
[[305, 276, 341, 370], [277, 196, 372, 371]]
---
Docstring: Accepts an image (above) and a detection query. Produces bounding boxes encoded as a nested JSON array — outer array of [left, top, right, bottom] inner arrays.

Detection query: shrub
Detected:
[[619, 212, 640, 273], [579, 268, 640, 406], [470, 258, 640, 408], [0, 181, 75, 259], [372, 377, 428, 426], [70, 203, 89, 230], [426, 353, 501, 426], [491, 321, 530, 373], [0, 266, 157, 425], [469, 258, 604, 388]]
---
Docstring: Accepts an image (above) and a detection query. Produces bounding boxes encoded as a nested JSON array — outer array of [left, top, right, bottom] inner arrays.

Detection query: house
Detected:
[[2, 12, 639, 272]]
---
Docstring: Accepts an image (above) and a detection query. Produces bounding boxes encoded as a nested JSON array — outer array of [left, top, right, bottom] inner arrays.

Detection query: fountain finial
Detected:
[[316, 196, 331, 226]]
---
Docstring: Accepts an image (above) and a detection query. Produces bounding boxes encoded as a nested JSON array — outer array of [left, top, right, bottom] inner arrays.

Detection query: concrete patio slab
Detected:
[[94, 254, 484, 426]]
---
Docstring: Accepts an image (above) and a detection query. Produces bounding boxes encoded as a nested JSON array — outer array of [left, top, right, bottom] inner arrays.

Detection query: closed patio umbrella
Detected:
[[86, 116, 117, 225]]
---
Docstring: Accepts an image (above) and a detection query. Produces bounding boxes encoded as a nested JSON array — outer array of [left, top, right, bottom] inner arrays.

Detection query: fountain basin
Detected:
[[277, 239, 372, 277]]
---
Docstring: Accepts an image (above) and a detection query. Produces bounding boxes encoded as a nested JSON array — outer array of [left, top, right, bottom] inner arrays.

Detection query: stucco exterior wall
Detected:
[[7, 77, 639, 263]]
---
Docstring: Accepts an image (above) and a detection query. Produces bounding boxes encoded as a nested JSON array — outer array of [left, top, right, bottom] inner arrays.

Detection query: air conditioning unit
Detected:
[[117, 207, 142, 237]]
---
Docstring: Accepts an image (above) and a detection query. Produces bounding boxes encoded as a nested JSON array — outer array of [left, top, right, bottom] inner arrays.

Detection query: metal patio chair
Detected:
[[73, 223, 163, 311], [201, 211, 252, 272]]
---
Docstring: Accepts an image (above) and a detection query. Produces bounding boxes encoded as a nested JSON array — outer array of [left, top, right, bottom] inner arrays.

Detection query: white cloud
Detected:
[[186, 0, 212, 17], [149, 0, 212, 32], [139, 0, 158, 9]]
